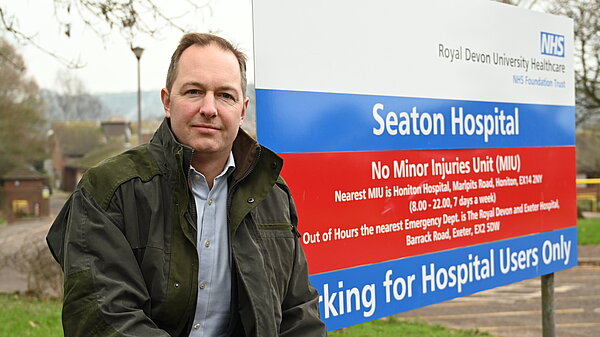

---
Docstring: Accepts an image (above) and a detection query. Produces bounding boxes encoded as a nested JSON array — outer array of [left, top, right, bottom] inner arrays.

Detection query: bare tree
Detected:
[[0, 0, 212, 68], [547, 0, 600, 127], [577, 130, 600, 177], [45, 69, 111, 121]]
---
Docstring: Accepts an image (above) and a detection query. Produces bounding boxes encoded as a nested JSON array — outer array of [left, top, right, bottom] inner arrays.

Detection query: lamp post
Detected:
[[131, 46, 144, 145]]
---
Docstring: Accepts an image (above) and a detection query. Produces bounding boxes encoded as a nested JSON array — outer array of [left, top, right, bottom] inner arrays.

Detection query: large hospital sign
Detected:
[[253, 0, 575, 331]]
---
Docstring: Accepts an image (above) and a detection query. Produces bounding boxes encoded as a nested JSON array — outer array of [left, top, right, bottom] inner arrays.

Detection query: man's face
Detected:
[[161, 43, 247, 158]]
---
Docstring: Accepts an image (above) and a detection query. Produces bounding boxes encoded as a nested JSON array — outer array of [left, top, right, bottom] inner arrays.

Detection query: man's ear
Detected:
[[161, 88, 171, 118], [240, 97, 249, 126]]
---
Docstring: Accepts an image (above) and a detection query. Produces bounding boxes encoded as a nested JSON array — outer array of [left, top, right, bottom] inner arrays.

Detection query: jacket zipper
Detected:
[[226, 145, 261, 335]]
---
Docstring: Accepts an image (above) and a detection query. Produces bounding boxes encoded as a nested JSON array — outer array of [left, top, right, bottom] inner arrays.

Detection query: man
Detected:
[[47, 33, 326, 337]]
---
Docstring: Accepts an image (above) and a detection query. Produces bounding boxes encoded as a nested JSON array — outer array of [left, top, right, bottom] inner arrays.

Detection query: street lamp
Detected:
[[131, 46, 144, 145]]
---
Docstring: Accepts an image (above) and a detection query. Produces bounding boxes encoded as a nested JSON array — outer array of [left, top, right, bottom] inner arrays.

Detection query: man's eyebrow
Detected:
[[180, 81, 238, 92], [180, 81, 204, 88], [218, 85, 238, 91]]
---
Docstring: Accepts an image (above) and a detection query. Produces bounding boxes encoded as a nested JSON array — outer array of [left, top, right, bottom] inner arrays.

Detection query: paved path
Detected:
[[396, 233, 600, 337], [398, 263, 600, 337], [0, 191, 68, 294], [0, 218, 52, 292]]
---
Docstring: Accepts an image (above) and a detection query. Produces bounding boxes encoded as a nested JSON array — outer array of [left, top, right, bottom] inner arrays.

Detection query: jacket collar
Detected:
[[150, 118, 266, 182]]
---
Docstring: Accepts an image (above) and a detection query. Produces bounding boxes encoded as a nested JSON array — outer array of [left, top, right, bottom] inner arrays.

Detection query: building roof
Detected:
[[74, 137, 131, 170], [52, 121, 104, 157], [106, 115, 128, 122], [2, 166, 47, 180]]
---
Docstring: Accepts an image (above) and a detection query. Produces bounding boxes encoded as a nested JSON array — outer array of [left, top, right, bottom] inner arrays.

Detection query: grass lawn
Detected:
[[0, 294, 63, 337], [0, 294, 491, 337], [578, 217, 600, 245], [329, 317, 492, 337]]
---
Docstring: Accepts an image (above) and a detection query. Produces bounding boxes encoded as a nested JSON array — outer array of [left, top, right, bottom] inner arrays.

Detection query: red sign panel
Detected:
[[282, 146, 576, 274]]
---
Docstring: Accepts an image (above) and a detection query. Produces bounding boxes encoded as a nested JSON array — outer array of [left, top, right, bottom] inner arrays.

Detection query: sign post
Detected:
[[253, 0, 575, 331], [542, 273, 555, 337]]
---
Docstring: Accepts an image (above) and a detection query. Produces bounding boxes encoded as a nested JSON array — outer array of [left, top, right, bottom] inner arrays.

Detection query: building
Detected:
[[1, 166, 50, 223], [49, 121, 104, 191], [48, 118, 157, 192]]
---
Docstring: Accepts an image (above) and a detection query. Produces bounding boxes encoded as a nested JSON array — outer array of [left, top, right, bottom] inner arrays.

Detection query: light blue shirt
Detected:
[[188, 153, 235, 337]]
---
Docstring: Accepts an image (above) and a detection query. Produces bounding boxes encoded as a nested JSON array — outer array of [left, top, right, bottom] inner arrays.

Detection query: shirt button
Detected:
[[193, 323, 201, 329], [204, 240, 211, 248], [208, 198, 213, 206], [199, 281, 206, 289]]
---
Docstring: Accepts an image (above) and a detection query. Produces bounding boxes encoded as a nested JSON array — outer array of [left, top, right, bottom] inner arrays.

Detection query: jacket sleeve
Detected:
[[47, 187, 169, 337], [279, 193, 327, 336]]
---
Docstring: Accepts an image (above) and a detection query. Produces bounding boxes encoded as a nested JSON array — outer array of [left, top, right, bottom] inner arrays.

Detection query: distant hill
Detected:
[[96, 91, 165, 122]]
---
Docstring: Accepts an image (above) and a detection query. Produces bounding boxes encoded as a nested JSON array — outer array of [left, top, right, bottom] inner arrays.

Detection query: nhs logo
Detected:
[[540, 32, 565, 57]]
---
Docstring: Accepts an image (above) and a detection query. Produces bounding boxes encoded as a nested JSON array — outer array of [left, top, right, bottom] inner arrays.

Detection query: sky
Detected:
[[2, 0, 254, 94]]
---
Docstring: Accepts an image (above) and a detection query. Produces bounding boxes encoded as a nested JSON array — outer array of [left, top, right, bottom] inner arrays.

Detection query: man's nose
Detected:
[[199, 93, 218, 117]]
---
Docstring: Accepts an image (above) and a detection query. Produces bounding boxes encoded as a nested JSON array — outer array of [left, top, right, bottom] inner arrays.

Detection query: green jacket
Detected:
[[47, 119, 326, 337]]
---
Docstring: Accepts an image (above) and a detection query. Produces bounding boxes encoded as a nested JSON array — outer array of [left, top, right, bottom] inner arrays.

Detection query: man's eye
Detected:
[[186, 89, 201, 95], [220, 93, 234, 100]]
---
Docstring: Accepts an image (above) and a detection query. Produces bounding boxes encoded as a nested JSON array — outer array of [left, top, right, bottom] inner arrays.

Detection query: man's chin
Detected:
[[190, 142, 223, 155]]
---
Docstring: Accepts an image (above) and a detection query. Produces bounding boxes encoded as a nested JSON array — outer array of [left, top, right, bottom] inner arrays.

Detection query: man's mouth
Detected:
[[192, 123, 220, 131]]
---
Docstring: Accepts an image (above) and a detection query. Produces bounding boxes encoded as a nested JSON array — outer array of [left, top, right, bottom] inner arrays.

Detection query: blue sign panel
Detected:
[[257, 89, 575, 153], [310, 227, 577, 330]]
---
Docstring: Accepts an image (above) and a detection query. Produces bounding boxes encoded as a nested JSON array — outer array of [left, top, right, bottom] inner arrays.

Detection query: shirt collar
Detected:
[[189, 152, 236, 180], [221, 152, 236, 178]]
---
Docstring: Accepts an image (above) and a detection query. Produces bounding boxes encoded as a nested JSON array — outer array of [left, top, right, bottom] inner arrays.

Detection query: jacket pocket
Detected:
[[250, 183, 296, 238], [243, 211, 295, 331]]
